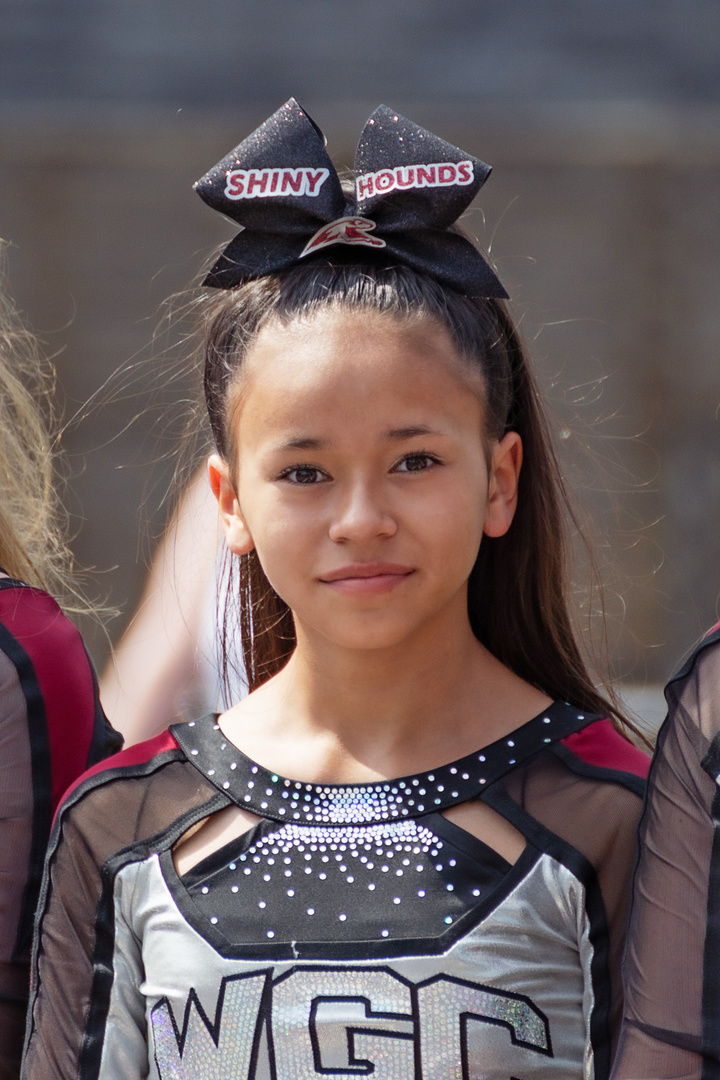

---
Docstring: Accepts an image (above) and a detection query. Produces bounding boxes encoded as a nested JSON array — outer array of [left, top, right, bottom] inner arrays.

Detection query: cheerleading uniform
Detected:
[[612, 623, 720, 1080], [0, 578, 121, 1078], [23, 701, 648, 1080]]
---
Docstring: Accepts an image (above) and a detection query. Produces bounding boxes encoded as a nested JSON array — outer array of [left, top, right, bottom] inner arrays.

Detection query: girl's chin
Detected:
[[297, 617, 435, 655]]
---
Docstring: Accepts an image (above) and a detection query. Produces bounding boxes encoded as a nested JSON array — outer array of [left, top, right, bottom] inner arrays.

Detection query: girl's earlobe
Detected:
[[483, 432, 523, 538], [207, 454, 255, 555]]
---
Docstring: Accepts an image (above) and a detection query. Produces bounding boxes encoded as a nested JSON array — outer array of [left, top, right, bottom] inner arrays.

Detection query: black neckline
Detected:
[[172, 700, 599, 827]]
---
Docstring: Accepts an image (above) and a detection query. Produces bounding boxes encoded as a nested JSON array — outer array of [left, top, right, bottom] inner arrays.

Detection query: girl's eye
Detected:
[[394, 453, 439, 473], [281, 465, 328, 485]]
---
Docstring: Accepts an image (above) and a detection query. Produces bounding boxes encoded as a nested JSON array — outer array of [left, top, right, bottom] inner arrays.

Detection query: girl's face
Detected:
[[210, 307, 521, 653]]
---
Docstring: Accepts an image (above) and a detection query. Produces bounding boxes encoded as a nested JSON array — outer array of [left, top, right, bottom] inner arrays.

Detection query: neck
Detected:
[[223, 600, 552, 783], [286, 613, 481, 746]]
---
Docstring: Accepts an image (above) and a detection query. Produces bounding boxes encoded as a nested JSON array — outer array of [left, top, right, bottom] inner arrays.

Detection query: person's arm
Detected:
[[0, 583, 120, 1079], [0, 663, 35, 1079], [612, 629, 720, 1079], [100, 467, 223, 746]]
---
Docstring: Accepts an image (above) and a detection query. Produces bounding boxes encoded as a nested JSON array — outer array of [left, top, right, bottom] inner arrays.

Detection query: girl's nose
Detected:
[[328, 481, 397, 544]]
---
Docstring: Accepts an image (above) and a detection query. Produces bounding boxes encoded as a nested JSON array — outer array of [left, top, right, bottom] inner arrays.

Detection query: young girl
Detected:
[[23, 100, 649, 1080], [0, 262, 120, 1078]]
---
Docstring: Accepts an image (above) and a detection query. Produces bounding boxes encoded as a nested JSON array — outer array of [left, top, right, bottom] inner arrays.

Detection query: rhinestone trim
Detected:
[[174, 701, 596, 826]]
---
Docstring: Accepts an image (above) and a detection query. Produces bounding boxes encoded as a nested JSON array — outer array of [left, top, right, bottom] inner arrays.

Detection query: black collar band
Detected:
[[173, 701, 598, 826]]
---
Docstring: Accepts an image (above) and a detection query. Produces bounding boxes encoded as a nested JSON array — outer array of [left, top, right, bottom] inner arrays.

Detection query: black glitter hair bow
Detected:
[[194, 98, 507, 299]]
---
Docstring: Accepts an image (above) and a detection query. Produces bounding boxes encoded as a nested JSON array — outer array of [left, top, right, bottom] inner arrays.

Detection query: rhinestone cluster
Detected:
[[188, 819, 486, 944]]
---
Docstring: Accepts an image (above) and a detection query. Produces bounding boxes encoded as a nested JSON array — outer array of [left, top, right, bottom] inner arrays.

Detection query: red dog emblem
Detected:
[[300, 216, 387, 258]]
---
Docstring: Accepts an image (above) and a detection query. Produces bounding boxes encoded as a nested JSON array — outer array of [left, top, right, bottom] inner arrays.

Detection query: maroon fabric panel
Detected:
[[0, 584, 113, 1078], [0, 587, 97, 813], [561, 719, 650, 779], [0, 651, 32, 1079], [83, 728, 179, 773], [0, 650, 32, 963]]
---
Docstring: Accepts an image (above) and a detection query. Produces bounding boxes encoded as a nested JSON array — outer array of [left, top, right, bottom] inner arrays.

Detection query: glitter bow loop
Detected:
[[195, 98, 507, 298], [354, 106, 489, 231], [195, 98, 346, 288], [349, 105, 507, 297]]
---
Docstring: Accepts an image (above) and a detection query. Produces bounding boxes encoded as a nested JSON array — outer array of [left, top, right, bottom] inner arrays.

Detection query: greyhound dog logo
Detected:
[[300, 216, 387, 258]]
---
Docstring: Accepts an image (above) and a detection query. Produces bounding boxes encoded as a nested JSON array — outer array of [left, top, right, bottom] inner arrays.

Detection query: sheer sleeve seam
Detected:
[[666, 625, 720, 699], [701, 731, 720, 783], [550, 742, 647, 798], [55, 731, 184, 821], [622, 1017, 704, 1056]]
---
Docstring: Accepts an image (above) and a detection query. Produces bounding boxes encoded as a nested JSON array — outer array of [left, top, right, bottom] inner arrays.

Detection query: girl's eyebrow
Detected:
[[274, 425, 442, 453], [277, 436, 325, 451], [385, 424, 438, 440]]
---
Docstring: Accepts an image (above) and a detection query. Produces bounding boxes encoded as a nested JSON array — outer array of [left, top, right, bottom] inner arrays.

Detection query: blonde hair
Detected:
[[0, 259, 80, 607]]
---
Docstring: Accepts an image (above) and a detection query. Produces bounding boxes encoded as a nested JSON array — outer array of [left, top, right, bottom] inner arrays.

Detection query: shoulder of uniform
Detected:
[[556, 717, 650, 792], [0, 581, 86, 656], [55, 729, 185, 817]]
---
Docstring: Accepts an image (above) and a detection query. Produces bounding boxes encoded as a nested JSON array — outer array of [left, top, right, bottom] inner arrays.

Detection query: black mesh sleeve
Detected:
[[21, 754, 220, 1080], [612, 632, 720, 1080], [501, 747, 645, 1061]]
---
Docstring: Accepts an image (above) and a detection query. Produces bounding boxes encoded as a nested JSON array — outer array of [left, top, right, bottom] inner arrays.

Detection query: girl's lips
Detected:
[[319, 563, 414, 582], [319, 563, 414, 594]]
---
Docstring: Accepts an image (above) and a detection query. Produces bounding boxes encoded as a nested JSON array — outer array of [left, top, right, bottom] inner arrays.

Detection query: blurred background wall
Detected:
[[0, 0, 719, 707]]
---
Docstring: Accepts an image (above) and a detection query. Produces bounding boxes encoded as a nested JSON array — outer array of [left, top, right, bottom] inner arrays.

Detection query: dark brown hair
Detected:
[[202, 257, 633, 736]]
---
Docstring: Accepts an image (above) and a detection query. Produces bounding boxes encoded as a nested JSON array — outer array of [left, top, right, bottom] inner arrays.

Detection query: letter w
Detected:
[[151, 972, 268, 1080]]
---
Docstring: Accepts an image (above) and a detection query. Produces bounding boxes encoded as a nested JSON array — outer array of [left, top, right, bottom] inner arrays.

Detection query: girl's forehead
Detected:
[[233, 309, 486, 446], [241, 307, 481, 398]]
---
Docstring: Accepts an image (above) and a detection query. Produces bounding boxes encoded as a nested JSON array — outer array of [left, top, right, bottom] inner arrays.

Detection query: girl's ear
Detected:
[[207, 454, 255, 555], [483, 431, 523, 538]]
